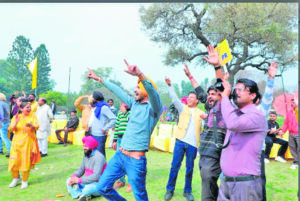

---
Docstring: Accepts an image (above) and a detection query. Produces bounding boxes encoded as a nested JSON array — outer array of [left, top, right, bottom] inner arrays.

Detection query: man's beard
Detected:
[[84, 149, 93, 157]]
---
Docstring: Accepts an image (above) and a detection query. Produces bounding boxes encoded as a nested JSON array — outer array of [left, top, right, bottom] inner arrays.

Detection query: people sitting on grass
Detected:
[[264, 111, 288, 163], [55, 110, 79, 147], [66, 136, 106, 201], [112, 102, 131, 192], [8, 101, 41, 189]]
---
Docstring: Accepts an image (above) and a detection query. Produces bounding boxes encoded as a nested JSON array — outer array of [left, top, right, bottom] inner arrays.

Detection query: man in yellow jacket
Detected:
[[164, 77, 204, 201]]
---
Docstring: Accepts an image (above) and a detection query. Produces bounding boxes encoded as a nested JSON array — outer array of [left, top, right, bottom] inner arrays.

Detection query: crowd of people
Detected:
[[0, 44, 298, 201]]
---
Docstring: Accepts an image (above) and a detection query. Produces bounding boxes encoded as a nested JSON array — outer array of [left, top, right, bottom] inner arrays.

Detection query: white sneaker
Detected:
[[290, 164, 299, 170], [21, 181, 28, 189], [275, 156, 286, 163], [264, 158, 270, 163], [9, 178, 21, 188]]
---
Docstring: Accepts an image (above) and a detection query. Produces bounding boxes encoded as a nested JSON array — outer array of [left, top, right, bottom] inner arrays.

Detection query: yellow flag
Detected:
[[27, 57, 37, 89], [214, 39, 232, 66]]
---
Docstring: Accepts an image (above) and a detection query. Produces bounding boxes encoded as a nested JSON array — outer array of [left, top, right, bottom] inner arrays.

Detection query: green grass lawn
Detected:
[[0, 143, 298, 201]]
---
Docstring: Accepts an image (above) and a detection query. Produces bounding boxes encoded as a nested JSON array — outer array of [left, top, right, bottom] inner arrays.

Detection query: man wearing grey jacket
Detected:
[[66, 136, 106, 201]]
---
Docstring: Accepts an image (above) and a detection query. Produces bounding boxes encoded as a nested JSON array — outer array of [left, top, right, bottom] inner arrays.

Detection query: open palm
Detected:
[[203, 44, 220, 66]]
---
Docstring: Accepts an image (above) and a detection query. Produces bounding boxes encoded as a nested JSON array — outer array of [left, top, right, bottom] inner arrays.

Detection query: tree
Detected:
[[39, 91, 67, 106], [140, 3, 298, 84], [0, 60, 13, 96], [80, 67, 113, 94], [6, 35, 34, 93], [34, 44, 54, 95], [180, 80, 195, 97], [80, 67, 130, 110]]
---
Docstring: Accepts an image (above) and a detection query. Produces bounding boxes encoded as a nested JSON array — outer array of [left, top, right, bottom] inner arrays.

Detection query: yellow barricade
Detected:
[[72, 130, 85, 146], [269, 131, 293, 159]]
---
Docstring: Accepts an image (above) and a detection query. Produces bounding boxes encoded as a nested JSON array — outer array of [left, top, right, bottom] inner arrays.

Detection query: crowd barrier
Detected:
[[48, 120, 293, 159]]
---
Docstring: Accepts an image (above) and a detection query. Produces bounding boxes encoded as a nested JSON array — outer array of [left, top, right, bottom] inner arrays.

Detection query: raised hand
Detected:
[[165, 77, 171, 87], [87, 68, 103, 82], [123, 59, 142, 76], [183, 62, 192, 77], [203, 44, 220, 67], [268, 62, 279, 79], [221, 79, 232, 97]]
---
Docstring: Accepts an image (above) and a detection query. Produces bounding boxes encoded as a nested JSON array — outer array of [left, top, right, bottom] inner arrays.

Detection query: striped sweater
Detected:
[[113, 110, 131, 142]]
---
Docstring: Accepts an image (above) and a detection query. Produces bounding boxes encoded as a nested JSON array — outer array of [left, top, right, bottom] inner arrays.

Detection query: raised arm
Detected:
[[165, 77, 184, 113], [220, 79, 264, 132], [74, 95, 88, 111], [123, 59, 162, 114], [203, 44, 223, 79], [257, 62, 278, 119], [87, 68, 134, 108], [183, 62, 207, 103]]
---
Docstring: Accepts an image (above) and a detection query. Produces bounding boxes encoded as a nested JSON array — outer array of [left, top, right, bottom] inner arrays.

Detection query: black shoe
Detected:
[[164, 191, 174, 200], [183, 192, 194, 201], [57, 141, 64, 145], [5, 154, 10, 158], [41, 153, 48, 157], [0, 151, 3, 155], [78, 195, 91, 201]]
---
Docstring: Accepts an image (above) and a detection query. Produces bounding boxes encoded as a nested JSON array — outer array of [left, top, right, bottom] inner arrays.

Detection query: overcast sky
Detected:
[[0, 3, 298, 94]]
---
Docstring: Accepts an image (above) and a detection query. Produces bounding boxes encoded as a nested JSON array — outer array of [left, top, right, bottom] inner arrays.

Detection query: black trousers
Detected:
[[199, 156, 221, 201], [265, 136, 288, 158]]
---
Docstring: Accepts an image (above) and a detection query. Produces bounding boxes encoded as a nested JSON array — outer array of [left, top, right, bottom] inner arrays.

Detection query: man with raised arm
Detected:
[[164, 77, 204, 201], [183, 44, 227, 201], [87, 59, 162, 201], [217, 77, 267, 200]]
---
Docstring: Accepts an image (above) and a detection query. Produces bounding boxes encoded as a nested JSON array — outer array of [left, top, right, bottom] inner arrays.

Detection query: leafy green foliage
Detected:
[[140, 3, 298, 84], [39, 91, 67, 106], [34, 44, 55, 95], [2, 35, 54, 96]]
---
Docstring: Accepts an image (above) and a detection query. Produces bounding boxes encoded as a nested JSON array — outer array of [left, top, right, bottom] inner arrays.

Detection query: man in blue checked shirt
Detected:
[[87, 59, 162, 201]]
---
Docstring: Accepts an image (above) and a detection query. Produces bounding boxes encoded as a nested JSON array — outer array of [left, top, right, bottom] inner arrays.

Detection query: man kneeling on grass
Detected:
[[66, 136, 106, 201]]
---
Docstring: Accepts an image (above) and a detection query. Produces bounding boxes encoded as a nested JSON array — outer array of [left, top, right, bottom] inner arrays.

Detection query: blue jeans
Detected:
[[96, 150, 148, 201], [66, 177, 101, 199], [166, 139, 197, 193], [0, 122, 11, 154], [92, 135, 107, 158], [116, 137, 126, 183]]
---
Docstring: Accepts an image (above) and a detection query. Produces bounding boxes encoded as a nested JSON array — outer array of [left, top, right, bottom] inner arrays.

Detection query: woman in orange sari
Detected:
[[8, 101, 41, 189]]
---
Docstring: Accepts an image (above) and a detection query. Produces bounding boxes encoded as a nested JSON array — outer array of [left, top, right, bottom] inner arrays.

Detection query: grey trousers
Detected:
[[217, 177, 263, 201], [289, 134, 299, 164], [199, 156, 221, 201]]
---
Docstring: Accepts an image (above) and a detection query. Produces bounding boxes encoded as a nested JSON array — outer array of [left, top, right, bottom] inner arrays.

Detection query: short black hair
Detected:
[[107, 99, 114, 103], [71, 110, 77, 114], [29, 93, 36, 98], [270, 110, 277, 116], [236, 78, 261, 104], [206, 85, 218, 94]]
